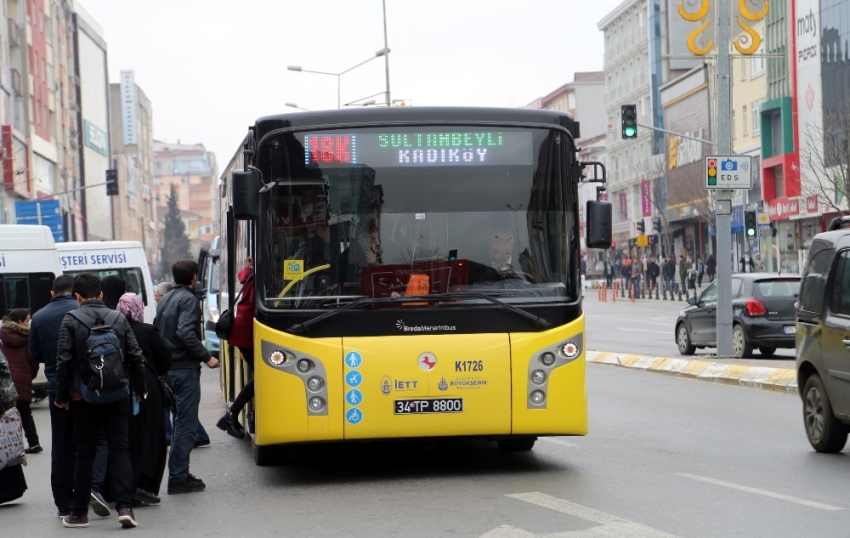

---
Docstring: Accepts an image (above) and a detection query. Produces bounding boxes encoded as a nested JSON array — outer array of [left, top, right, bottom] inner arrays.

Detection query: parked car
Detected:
[[796, 221, 850, 453], [675, 273, 800, 358]]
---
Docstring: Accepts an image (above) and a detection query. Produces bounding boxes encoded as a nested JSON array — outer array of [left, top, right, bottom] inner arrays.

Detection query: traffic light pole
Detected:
[[715, 0, 733, 357]]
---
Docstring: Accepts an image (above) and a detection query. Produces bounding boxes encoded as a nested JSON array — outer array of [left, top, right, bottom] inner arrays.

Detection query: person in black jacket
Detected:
[[155, 260, 219, 495], [116, 293, 171, 506], [27, 275, 78, 517], [54, 274, 147, 529]]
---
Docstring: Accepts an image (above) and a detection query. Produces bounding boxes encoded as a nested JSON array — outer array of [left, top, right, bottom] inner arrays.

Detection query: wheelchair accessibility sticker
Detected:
[[346, 408, 363, 425], [284, 260, 304, 280]]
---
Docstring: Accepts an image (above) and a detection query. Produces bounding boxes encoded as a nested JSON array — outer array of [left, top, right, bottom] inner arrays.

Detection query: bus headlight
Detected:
[[529, 390, 546, 405], [561, 342, 579, 358], [297, 359, 312, 373], [539, 352, 556, 366], [208, 305, 220, 323], [531, 370, 547, 385], [307, 376, 324, 391], [269, 351, 286, 366], [309, 397, 325, 411]]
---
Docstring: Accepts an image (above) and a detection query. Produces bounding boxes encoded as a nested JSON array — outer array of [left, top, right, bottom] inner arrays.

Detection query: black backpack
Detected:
[[70, 310, 130, 404]]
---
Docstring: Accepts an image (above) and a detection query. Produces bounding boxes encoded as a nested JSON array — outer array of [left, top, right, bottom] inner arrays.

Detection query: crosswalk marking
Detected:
[[678, 473, 844, 511], [480, 492, 682, 537]]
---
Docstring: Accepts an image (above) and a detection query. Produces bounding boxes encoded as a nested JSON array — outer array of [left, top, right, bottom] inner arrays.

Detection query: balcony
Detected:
[[8, 19, 19, 47]]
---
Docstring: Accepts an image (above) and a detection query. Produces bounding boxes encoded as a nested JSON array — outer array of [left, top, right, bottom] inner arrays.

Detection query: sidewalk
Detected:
[[586, 350, 798, 395]]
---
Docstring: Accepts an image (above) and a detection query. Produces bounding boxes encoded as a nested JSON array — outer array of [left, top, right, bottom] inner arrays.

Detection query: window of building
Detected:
[[34, 51, 39, 78], [752, 99, 764, 134], [742, 105, 748, 135], [751, 44, 765, 77], [181, 177, 189, 185], [732, 111, 736, 140]]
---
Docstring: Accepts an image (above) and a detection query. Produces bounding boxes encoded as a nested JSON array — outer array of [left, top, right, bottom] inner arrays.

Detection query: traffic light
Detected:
[[621, 104, 637, 139], [652, 217, 662, 233], [106, 169, 119, 196], [744, 210, 757, 238], [636, 220, 645, 235]]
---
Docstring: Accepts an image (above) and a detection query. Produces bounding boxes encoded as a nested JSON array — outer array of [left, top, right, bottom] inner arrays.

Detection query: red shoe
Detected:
[[118, 508, 138, 528]]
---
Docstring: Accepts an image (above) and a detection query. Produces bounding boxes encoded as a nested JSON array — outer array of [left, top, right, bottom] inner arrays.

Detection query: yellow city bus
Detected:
[[217, 107, 611, 464]]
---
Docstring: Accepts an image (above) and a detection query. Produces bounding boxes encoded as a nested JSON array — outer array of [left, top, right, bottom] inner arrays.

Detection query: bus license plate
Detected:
[[394, 398, 463, 415], [784, 325, 796, 334]]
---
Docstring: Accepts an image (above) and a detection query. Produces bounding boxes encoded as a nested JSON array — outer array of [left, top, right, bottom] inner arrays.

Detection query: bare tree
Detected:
[[800, 96, 850, 216]]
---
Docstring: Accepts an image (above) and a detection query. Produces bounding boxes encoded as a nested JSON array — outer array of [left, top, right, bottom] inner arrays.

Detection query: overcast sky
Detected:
[[79, 0, 624, 170]]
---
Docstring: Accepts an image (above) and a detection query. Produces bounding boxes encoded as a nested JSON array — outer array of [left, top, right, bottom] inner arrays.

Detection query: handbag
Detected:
[[214, 274, 252, 341], [0, 408, 24, 471]]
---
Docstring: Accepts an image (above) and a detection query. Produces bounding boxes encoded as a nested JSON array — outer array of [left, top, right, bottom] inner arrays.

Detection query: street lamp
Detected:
[[285, 102, 308, 111], [287, 47, 390, 109]]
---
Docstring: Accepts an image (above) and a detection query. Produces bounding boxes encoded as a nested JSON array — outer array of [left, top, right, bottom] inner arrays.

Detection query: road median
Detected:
[[586, 351, 798, 394]]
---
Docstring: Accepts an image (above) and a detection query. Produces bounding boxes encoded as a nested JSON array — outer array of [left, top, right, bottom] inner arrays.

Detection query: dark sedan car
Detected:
[[675, 273, 801, 358]]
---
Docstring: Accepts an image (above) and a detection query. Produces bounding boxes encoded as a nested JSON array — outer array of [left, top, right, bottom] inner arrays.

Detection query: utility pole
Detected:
[[382, 0, 391, 106], [715, 0, 733, 357]]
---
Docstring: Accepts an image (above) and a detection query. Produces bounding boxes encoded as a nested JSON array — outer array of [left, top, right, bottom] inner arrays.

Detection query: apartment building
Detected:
[[109, 70, 157, 265], [153, 140, 218, 256]]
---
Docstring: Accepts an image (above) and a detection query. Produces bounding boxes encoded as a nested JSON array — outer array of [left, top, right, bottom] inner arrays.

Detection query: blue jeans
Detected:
[[165, 409, 209, 442], [166, 368, 201, 483]]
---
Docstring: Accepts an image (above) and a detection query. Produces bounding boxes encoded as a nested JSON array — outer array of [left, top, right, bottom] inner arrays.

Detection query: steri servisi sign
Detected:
[[704, 155, 753, 189]]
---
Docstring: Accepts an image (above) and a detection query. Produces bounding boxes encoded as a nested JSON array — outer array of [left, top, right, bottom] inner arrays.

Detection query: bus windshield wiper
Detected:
[[288, 292, 549, 335]]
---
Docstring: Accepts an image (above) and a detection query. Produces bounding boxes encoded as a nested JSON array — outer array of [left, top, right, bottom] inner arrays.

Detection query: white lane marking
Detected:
[[538, 437, 577, 447], [677, 473, 845, 511], [492, 492, 682, 537], [616, 327, 670, 335]]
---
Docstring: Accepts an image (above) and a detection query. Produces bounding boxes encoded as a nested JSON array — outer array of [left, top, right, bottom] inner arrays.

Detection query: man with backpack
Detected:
[[54, 274, 146, 529]]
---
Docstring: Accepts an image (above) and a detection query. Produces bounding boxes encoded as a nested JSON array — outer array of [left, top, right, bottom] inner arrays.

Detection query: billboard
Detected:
[[120, 70, 138, 146]]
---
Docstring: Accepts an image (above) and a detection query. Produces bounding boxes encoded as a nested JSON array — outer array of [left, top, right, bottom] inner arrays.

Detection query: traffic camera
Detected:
[[621, 104, 637, 139]]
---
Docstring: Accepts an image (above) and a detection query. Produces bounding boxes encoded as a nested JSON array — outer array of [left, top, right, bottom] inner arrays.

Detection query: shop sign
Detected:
[[641, 180, 652, 217], [768, 197, 800, 221], [800, 195, 819, 217]]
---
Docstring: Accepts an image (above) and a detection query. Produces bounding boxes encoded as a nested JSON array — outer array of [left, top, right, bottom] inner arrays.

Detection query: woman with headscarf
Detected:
[[116, 292, 172, 506], [0, 309, 41, 454], [101, 275, 127, 310]]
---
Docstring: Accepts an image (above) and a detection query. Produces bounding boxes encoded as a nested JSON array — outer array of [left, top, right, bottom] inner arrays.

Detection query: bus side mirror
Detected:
[[232, 169, 260, 220], [586, 200, 612, 249]]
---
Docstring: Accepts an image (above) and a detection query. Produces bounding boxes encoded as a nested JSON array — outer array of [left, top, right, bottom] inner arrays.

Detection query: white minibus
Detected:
[[0, 225, 62, 315], [56, 241, 155, 322]]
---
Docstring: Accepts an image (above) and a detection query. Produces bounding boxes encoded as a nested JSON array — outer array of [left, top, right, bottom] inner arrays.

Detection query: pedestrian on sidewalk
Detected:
[[622, 258, 632, 290], [696, 257, 705, 288], [706, 254, 716, 282], [603, 260, 613, 288], [630, 257, 642, 297], [647, 257, 659, 294], [0, 348, 28, 505], [55, 273, 147, 529], [154, 281, 211, 448], [664, 254, 677, 296], [28, 275, 78, 518], [218, 258, 255, 439], [679, 255, 689, 299], [116, 292, 172, 506], [155, 260, 219, 495], [0, 309, 41, 454]]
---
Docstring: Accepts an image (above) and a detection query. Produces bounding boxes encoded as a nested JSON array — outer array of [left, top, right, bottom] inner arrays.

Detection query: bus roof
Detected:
[[0, 225, 57, 250], [56, 241, 144, 251], [252, 106, 580, 140]]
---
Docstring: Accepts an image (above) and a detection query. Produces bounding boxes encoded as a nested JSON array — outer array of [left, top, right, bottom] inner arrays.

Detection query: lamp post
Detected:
[[382, 0, 391, 106], [287, 47, 390, 109]]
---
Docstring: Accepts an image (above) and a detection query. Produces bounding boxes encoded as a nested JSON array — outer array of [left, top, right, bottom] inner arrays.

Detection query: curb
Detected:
[[586, 351, 798, 395]]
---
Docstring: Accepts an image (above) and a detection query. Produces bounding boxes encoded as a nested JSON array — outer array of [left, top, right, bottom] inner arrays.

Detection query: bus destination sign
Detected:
[[303, 130, 533, 168]]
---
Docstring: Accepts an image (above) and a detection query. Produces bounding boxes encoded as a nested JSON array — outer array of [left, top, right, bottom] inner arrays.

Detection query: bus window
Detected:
[[0, 273, 56, 315], [64, 267, 148, 305]]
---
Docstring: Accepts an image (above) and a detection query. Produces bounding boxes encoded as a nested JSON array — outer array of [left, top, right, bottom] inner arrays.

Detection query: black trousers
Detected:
[[49, 392, 75, 514], [16, 400, 39, 447], [70, 398, 133, 514], [230, 348, 255, 416]]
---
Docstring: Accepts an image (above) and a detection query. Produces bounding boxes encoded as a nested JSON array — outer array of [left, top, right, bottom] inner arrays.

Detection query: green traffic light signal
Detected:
[[624, 126, 636, 138], [747, 228, 755, 237]]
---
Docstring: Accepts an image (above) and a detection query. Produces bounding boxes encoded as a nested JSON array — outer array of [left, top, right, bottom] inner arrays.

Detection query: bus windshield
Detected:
[[258, 126, 576, 310]]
